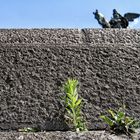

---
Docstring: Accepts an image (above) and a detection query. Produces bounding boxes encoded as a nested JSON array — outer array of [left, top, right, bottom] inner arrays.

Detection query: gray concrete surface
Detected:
[[0, 29, 140, 44], [0, 130, 139, 140], [0, 29, 139, 131]]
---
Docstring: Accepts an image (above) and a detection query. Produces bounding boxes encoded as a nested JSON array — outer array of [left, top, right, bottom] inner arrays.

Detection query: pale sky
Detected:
[[0, 0, 140, 28]]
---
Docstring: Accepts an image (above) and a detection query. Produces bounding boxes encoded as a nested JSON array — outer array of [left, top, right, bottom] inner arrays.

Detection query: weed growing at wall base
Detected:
[[100, 105, 140, 136], [62, 78, 87, 132]]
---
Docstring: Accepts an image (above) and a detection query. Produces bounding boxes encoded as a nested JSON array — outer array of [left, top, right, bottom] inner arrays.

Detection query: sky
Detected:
[[0, 0, 140, 29]]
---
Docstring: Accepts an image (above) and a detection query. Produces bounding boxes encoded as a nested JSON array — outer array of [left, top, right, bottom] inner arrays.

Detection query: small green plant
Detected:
[[18, 127, 39, 132], [62, 78, 87, 132], [100, 106, 140, 136]]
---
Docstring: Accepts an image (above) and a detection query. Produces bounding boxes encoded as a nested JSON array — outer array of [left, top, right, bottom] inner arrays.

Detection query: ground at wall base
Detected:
[[0, 130, 140, 140]]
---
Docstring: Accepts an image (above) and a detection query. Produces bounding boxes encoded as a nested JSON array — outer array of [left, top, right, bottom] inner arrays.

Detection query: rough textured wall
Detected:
[[0, 29, 140, 131]]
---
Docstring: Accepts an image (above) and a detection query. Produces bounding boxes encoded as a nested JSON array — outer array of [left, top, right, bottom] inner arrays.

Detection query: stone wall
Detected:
[[0, 29, 140, 131]]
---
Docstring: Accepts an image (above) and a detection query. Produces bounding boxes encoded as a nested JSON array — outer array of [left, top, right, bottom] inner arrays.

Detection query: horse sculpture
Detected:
[[93, 9, 140, 28]]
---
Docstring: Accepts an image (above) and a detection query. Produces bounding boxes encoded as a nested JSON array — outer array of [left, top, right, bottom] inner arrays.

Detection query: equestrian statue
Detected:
[[93, 9, 140, 28]]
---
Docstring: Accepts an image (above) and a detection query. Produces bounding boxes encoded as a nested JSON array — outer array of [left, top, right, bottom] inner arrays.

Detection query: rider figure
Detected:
[[110, 9, 128, 28], [110, 9, 122, 28]]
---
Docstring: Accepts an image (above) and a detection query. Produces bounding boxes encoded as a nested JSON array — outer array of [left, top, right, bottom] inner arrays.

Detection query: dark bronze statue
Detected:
[[93, 9, 111, 28], [93, 9, 140, 28]]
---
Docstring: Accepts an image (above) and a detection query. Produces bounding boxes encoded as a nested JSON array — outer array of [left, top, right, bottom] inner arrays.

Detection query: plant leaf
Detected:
[[100, 115, 114, 126], [108, 109, 115, 118], [75, 99, 82, 107]]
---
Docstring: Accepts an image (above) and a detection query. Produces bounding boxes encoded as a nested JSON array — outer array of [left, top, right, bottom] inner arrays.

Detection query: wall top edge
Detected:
[[0, 28, 139, 31], [0, 28, 139, 44]]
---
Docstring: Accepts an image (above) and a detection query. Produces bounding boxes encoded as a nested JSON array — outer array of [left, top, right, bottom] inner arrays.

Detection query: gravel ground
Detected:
[[0, 130, 139, 140]]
